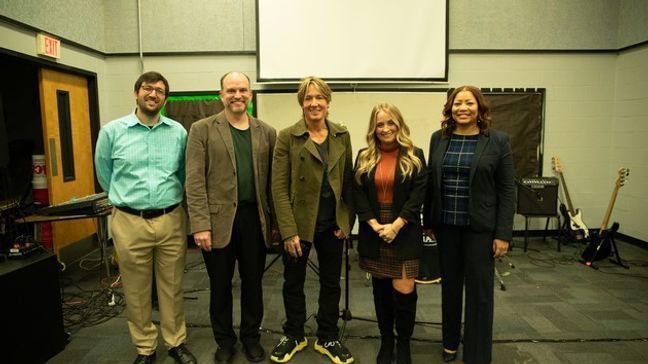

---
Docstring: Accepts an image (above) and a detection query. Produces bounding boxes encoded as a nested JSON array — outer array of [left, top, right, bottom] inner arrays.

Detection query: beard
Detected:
[[136, 98, 163, 118], [226, 100, 248, 114]]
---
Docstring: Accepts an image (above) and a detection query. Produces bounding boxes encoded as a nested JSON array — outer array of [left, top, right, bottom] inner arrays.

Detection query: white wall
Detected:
[[0, 0, 106, 51], [103, 0, 256, 53], [1, 3, 647, 242], [102, 55, 256, 121], [449, 0, 620, 49], [5, 0, 643, 53], [99, 51, 648, 241], [612, 46, 648, 241]]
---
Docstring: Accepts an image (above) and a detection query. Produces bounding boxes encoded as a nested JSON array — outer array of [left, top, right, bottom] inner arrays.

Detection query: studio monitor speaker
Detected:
[[516, 177, 559, 215]]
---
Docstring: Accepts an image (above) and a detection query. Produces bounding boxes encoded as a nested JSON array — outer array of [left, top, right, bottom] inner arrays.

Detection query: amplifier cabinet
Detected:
[[0, 252, 66, 363], [516, 177, 559, 215]]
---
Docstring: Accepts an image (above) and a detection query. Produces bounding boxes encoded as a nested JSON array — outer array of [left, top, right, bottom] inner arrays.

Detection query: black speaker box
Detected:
[[0, 252, 66, 363], [516, 177, 559, 215]]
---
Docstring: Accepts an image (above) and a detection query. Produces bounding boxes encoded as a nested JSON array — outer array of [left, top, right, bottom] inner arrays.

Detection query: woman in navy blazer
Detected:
[[354, 103, 427, 364], [423, 86, 515, 364]]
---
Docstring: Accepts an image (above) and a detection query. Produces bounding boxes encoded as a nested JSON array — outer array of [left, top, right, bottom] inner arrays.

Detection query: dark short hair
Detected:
[[134, 71, 169, 96], [441, 85, 491, 136], [220, 71, 251, 90]]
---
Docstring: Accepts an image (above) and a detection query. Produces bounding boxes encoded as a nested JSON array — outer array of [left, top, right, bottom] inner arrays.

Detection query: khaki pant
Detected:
[[111, 207, 188, 355]]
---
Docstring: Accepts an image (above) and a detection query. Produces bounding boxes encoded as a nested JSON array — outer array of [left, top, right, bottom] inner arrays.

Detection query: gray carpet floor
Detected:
[[49, 236, 648, 363]]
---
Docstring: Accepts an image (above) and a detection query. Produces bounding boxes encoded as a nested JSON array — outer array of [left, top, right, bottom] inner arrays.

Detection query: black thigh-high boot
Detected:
[[394, 289, 417, 364], [372, 277, 394, 364]]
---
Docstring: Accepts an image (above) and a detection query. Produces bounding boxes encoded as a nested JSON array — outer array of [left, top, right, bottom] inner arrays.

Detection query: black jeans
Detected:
[[202, 204, 267, 348], [281, 228, 344, 341]]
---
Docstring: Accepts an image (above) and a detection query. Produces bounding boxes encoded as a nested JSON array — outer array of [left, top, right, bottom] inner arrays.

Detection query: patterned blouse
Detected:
[[441, 134, 479, 226]]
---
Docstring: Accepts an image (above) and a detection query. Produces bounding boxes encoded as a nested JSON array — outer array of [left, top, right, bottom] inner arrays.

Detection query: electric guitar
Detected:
[[581, 168, 629, 264], [551, 156, 589, 240]]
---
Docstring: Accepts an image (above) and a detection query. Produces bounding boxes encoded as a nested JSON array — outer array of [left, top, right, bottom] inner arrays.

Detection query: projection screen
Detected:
[[256, 0, 448, 82]]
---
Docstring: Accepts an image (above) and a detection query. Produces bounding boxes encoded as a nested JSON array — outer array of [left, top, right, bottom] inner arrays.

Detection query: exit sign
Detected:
[[37, 34, 61, 59]]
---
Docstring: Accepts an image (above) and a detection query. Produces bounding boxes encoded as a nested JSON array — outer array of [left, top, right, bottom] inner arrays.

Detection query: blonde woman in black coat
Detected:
[[353, 103, 427, 364]]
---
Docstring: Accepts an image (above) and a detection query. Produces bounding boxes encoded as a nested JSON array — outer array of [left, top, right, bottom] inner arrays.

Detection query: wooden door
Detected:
[[38, 68, 95, 256]]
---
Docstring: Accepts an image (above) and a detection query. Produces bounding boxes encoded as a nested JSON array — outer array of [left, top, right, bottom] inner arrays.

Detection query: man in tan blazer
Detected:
[[185, 71, 276, 364]]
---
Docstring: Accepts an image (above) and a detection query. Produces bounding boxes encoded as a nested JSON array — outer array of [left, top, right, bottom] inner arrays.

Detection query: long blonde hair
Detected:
[[354, 103, 422, 184]]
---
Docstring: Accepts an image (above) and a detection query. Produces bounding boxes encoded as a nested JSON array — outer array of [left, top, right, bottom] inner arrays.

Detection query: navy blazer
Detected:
[[423, 129, 515, 242], [354, 147, 427, 260]]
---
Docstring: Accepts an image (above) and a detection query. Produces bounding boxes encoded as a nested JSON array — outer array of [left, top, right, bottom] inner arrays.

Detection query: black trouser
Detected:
[[281, 228, 344, 341], [437, 225, 494, 364], [202, 204, 267, 348]]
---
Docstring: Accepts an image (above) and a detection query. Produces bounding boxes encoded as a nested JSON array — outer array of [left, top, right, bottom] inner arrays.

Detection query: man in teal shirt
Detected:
[[95, 71, 196, 364]]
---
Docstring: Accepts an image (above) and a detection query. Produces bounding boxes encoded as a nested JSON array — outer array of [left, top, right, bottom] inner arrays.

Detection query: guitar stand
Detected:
[[607, 233, 629, 269], [581, 224, 629, 270], [558, 217, 573, 244]]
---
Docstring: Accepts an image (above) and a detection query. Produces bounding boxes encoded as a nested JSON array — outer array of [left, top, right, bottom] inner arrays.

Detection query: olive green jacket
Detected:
[[271, 119, 354, 242]]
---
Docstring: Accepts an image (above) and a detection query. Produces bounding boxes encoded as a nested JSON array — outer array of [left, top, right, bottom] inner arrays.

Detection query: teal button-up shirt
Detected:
[[95, 110, 187, 210]]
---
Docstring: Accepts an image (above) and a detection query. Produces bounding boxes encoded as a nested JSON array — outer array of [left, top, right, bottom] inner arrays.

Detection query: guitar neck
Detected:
[[600, 185, 620, 231], [557, 171, 576, 215]]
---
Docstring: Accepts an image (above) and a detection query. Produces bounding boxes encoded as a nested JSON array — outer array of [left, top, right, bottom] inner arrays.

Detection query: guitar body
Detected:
[[552, 156, 589, 241], [581, 222, 618, 263], [568, 208, 589, 238], [559, 203, 585, 241]]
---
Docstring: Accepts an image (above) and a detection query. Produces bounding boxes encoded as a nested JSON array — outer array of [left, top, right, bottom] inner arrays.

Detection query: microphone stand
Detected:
[[339, 237, 353, 338], [341, 237, 352, 321]]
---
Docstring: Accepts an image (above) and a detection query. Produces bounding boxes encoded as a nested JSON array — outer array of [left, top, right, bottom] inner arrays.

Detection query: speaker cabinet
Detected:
[[516, 177, 559, 215], [0, 252, 66, 363]]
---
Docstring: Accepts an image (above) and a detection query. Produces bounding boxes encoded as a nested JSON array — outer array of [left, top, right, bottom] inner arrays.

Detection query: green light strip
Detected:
[[162, 94, 253, 115]]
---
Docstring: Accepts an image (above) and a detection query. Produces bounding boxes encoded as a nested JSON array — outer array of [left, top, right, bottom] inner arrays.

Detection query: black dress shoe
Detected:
[[243, 342, 266, 362], [442, 350, 457, 363], [133, 352, 156, 364], [215, 345, 235, 364], [168, 344, 197, 364]]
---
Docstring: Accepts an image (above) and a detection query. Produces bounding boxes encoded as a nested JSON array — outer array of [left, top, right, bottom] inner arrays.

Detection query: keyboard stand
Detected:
[[15, 210, 112, 278]]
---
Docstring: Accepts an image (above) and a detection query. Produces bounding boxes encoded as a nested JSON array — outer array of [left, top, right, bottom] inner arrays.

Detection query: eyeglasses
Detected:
[[140, 85, 166, 96]]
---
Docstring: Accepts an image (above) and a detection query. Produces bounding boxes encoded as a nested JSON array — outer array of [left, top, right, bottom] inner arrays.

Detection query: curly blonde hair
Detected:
[[354, 103, 422, 184]]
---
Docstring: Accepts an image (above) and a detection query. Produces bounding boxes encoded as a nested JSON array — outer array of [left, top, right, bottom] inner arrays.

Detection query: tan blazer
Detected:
[[271, 119, 354, 243], [185, 111, 276, 248]]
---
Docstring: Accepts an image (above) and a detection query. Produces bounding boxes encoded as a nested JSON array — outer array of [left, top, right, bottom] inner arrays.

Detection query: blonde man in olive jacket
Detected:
[[270, 77, 355, 364]]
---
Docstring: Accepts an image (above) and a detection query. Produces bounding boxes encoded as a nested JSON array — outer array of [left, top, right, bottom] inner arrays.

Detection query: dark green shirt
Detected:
[[230, 125, 256, 204]]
